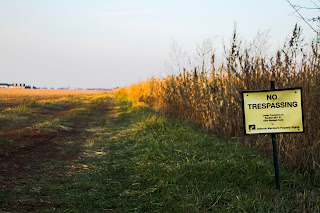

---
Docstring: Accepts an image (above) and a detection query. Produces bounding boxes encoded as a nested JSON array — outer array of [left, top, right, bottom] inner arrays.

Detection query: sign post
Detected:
[[270, 81, 280, 190], [242, 82, 304, 190]]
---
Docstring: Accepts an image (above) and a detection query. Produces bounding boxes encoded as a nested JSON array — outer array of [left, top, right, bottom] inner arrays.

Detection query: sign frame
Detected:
[[242, 87, 304, 135]]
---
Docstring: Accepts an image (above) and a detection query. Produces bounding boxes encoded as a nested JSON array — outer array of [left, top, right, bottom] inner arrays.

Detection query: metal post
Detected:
[[271, 81, 280, 190]]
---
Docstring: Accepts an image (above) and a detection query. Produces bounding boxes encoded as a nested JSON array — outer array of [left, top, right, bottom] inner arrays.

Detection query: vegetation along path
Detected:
[[0, 93, 319, 212]]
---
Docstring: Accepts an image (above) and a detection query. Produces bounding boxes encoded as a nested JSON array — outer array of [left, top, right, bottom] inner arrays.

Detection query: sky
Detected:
[[0, 0, 317, 89]]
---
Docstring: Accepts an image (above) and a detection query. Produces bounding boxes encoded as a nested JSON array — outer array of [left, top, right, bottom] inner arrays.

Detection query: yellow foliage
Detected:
[[117, 46, 320, 174]]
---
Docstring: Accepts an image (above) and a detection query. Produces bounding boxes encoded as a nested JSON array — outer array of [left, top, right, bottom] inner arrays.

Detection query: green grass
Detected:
[[103, 95, 319, 212], [0, 93, 319, 212]]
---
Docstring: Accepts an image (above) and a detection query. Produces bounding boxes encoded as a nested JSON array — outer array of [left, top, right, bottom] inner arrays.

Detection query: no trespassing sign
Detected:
[[242, 88, 304, 135]]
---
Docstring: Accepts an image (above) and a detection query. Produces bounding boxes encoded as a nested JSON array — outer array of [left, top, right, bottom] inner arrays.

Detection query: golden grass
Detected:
[[117, 25, 320, 176], [0, 89, 104, 110]]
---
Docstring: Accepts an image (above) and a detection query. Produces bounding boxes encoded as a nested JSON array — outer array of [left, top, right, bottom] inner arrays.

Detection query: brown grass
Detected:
[[117, 25, 320, 177], [0, 89, 104, 110]]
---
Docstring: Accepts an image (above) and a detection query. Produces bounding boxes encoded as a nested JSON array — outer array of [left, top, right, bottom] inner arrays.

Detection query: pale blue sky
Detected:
[[0, 0, 316, 88]]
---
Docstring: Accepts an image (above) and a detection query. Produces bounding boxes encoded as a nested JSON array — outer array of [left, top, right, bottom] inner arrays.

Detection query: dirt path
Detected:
[[1, 104, 80, 178], [0, 94, 115, 211]]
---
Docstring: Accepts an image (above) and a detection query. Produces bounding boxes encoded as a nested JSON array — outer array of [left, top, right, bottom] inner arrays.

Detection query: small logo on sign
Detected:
[[249, 125, 256, 131]]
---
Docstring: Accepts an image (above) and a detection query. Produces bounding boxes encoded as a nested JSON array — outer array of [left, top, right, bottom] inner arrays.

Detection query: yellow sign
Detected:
[[242, 88, 304, 134]]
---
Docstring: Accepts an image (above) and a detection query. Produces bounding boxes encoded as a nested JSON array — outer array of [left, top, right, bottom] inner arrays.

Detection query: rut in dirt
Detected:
[[0, 98, 114, 190]]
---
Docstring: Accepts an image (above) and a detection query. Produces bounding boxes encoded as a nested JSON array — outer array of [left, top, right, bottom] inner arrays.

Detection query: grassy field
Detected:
[[0, 88, 103, 110], [0, 92, 319, 212]]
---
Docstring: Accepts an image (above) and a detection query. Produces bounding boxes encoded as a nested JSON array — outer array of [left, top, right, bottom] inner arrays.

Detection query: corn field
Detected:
[[117, 25, 320, 177]]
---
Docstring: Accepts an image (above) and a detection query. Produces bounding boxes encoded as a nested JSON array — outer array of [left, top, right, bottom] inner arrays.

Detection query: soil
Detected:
[[0, 102, 100, 212], [0, 131, 78, 178]]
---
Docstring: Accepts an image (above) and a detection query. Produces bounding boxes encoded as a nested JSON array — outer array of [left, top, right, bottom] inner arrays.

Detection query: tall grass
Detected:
[[117, 25, 320, 178]]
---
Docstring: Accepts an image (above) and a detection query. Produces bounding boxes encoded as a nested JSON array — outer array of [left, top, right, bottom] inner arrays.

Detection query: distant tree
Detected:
[[286, 0, 320, 34]]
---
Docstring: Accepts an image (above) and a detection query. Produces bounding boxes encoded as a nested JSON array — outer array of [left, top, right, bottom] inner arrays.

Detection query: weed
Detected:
[[117, 26, 320, 178]]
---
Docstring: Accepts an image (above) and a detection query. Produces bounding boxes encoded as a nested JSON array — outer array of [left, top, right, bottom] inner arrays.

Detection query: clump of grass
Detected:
[[27, 118, 67, 132], [23, 100, 39, 108], [131, 114, 167, 135], [0, 137, 11, 146]]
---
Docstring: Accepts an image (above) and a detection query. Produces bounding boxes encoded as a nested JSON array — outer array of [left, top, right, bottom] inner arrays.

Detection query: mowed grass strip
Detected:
[[98, 95, 319, 212], [1, 94, 319, 212]]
